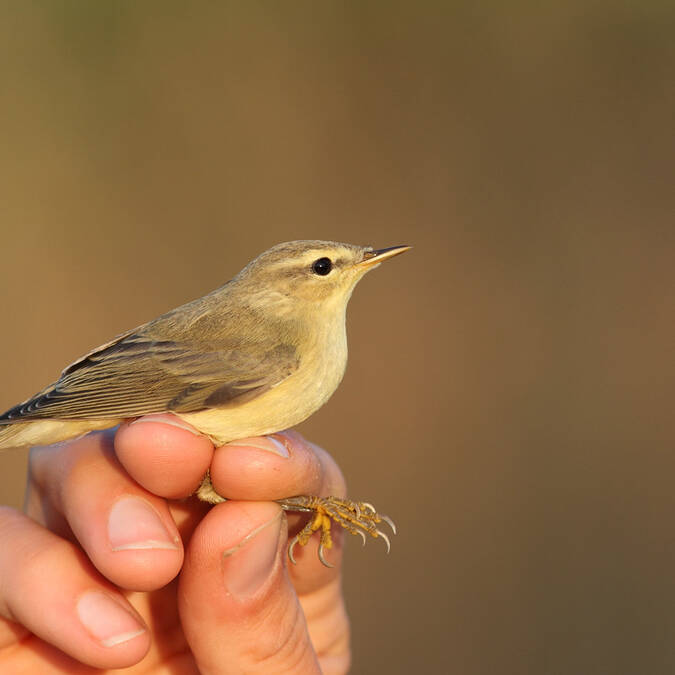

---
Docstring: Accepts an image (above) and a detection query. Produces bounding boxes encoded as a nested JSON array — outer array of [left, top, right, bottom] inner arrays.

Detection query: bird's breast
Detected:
[[179, 317, 348, 444]]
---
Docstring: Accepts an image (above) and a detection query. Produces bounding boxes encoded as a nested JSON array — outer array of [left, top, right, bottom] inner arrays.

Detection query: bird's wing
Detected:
[[0, 332, 299, 422]]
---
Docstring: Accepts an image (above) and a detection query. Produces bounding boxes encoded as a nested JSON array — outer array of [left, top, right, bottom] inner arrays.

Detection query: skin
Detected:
[[0, 416, 350, 673]]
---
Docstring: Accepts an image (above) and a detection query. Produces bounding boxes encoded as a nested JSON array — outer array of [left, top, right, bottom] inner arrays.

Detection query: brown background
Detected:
[[1, 3, 674, 673]]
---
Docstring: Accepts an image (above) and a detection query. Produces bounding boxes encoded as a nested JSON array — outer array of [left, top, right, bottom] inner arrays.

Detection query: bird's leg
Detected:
[[195, 470, 227, 504], [277, 495, 397, 568], [194, 474, 396, 567]]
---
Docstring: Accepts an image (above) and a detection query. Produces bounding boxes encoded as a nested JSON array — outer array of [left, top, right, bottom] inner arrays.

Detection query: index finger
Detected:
[[114, 414, 215, 499]]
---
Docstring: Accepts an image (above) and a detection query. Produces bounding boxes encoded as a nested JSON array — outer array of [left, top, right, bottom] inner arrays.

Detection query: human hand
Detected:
[[0, 417, 350, 673]]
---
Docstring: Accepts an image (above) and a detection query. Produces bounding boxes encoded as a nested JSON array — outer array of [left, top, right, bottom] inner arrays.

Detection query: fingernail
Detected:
[[130, 414, 202, 436], [77, 591, 146, 647], [108, 496, 179, 551], [222, 513, 282, 598], [224, 435, 290, 458]]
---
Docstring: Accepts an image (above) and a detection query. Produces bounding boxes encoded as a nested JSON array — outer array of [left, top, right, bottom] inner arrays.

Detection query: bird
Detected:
[[0, 240, 410, 565]]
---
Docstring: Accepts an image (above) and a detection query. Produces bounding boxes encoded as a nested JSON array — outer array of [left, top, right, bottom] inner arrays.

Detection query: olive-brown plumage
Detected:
[[0, 239, 410, 564]]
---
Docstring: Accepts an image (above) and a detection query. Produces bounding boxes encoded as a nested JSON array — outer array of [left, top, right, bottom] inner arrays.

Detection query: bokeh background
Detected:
[[1, 2, 674, 673]]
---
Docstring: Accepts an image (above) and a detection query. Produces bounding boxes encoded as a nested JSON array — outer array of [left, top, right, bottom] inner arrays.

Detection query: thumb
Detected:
[[178, 501, 321, 674]]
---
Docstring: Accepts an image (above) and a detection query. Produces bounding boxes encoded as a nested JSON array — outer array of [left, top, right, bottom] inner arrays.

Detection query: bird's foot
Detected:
[[277, 495, 396, 567], [194, 473, 396, 568]]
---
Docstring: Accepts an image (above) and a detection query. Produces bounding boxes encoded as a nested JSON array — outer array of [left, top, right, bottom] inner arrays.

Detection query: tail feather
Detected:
[[0, 419, 119, 449]]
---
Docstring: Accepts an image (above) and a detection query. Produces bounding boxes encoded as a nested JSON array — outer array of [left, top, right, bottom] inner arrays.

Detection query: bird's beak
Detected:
[[357, 245, 412, 269]]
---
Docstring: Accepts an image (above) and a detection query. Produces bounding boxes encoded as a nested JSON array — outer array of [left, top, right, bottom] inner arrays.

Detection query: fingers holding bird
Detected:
[[26, 430, 185, 592], [211, 429, 350, 577], [24, 416, 350, 589], [14, 419, 351, 671], [113, 415, 347, 504], [210, 429, 347, 502], [115, 413, 352, 574], [114, 414, 216, 500]]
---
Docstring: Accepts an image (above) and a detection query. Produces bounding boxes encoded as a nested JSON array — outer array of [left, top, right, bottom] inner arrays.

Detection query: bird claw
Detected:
[[375, 529, 391, 554], [380, 514, 397, 535], [318, 538, 334, 568], [288, 535, 300, 565], [277, 495, 396, 567]]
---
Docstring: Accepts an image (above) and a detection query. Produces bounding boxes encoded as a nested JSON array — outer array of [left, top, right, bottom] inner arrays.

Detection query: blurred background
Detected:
[[0, 2, 673, 672]]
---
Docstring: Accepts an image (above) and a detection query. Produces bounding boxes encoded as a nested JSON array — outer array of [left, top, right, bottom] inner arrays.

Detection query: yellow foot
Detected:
[[193, 474, 396, 568], [277, 495, 397, 567]]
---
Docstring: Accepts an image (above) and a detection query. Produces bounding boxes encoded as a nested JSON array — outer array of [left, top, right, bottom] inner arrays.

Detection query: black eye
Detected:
[[312, 257, 333, 276]]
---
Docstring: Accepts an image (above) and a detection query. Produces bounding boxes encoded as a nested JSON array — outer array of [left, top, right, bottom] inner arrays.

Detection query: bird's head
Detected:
[[234, 240, 411, 317]]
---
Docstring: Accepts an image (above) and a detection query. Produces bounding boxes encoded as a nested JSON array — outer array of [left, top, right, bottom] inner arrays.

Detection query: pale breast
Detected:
[[179, 313, 348, 444]]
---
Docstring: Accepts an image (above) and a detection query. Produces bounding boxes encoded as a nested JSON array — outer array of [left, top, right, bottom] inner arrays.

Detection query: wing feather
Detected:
[[0, 332, 299, 422]]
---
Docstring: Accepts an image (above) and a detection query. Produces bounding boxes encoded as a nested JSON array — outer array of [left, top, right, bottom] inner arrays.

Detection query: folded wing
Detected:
[[0, 332, 299, 422]]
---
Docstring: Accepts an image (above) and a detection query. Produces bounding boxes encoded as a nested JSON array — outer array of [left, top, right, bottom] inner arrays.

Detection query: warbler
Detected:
[[0, 240, 410, 565]]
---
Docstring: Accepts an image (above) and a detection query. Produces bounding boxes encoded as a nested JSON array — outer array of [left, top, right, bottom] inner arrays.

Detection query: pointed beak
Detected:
[[357, 245, 412, 269]]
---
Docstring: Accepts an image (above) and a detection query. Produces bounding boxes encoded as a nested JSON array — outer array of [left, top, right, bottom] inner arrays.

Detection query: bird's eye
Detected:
[[312, 257, 333, 276]]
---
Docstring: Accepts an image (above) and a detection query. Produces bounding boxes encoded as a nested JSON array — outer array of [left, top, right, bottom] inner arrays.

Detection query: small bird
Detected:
[[0, 240, 410, 565]]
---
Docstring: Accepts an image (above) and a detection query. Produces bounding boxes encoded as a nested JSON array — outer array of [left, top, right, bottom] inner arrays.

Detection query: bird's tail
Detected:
[[0, 423, 30, 450], [0, 419, 115, 449]]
